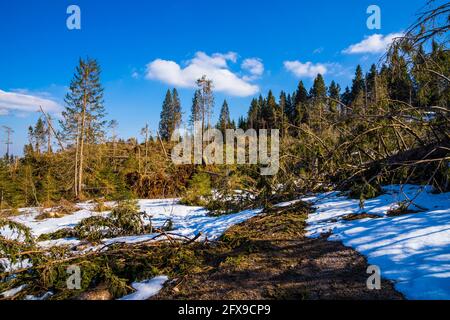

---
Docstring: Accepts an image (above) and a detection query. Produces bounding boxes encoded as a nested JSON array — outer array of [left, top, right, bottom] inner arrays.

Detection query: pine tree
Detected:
[[366, 64, 378, 105], [388, 48, 413, 103], [158, 90, 173, 141], [171, 88, 182, 131], [247, 98, 260, 129], [190, 89, 202, 127], [217, 100, 231, 133], [237, 116, 247, 130], [310, 74, 327, 129], [292, 81, 308, 125], [351, 65, 365, 102], [33, 118, 46, 154], [278, 91, 288, 137], [285, 93, 293, 124], [261, 90, 277, 129], [159, 89, 182, 141], [328, 80, 341, 113], [341, 86, 352, 111], [310, 74, 327, 100], [60, 57, 106, 198]]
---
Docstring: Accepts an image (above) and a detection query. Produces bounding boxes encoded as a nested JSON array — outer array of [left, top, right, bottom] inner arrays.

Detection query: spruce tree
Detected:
[[171, 88, 182, 131], [388, 48, 414, 104], [217, 100, 231, 133], [310, 74, 327, 100], [341, 86, 352, 110], [158, 90, 173, 141], [310, 74, 327, 129], [351, 65, 365, 104], [279, 91, 288, 136], [247, 98, 260, 129], [366, 64, 378, 104], [292, 81, 308, 125], [190, 89, 202, 127], [265, 90, 278, 129], [328, 81, 341, 113]]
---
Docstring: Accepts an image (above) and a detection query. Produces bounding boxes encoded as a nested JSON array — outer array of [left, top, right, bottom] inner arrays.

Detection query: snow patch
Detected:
[[1, 284, 28, 298], [118, 276, 169, 300]]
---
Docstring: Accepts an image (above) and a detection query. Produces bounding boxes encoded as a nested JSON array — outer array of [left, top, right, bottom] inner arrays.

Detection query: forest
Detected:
[[0, 1, 449, 301], [1, 33, 448, 210]]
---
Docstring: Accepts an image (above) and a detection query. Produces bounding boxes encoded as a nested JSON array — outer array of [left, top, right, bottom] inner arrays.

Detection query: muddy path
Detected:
[[154, 202, 403, 300]]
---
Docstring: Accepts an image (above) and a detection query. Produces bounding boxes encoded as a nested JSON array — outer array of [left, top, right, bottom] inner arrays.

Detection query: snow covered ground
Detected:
[[305, 185, 450, 300], [1, 199, 262, 300], [1, 199, 262, 249], [2, 186, 449, 300]]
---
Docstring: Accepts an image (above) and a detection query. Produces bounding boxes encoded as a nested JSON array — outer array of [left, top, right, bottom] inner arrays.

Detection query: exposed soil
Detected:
[[342, 213, 381, 221], [154, 202, 403, 300]]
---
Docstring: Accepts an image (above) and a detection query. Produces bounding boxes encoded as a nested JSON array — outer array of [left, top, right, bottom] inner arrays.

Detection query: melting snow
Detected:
[[2, 199, 262, 247], [118, 276, 169, 300], [305, 185, 450, 300], [1, 284, 28, 298]]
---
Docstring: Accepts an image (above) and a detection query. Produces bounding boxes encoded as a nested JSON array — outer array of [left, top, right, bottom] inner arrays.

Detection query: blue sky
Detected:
[[0, 0, 425, 155]]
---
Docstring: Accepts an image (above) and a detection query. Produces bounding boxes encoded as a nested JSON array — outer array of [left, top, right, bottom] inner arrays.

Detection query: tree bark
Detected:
[[77, 68, 89, 198]]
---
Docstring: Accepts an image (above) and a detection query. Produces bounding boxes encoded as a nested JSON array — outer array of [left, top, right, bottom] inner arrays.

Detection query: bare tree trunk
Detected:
[[74, 116, 80, 198], [77, 74, 89, 198], [47, 116, 52, 154], [39, 106, 65, 152]]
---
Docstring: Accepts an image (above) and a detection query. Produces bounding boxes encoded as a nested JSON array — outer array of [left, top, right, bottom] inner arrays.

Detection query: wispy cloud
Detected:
[[0, 89, 61, 116], [241, 58, 264, 81], [145, 51, 261, 97], [313, 47, 324, 54], [283, 61, 328, 78], [342, 32, 403, 54]]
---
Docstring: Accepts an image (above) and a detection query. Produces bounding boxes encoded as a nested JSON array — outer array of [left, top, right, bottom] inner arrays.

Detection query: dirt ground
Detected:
[[154, 202, 403, 300]]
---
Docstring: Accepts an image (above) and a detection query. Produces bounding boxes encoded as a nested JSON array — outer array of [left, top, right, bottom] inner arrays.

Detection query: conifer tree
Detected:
[[366, 64, 378, 104], [351, 65, 365, 105], [328, 80, 341, 113], [237, 116, 247, 130], [292, 81, 309, 125], [217, 100, 231, 133], [247, 98, 260, 129], [158, 90, 173, 141], [388, 48, 414, 104], [310, 74, 327, 100], [60, 57, 106, 198], [196, 76, 214, 131], [310, 74, 327, 129], [261, 90, 277, 129], [278, 91, 288, 136], [171, 88, 182, 131], [33, 118, 46, 154], [341, 86, 352, 112], [190, 89, 202, 127]]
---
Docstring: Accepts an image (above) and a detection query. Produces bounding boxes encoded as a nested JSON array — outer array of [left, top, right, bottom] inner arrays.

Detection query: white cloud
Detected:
[[0, 89, 61, 116], [283, 61, 328, 78], [241, 58, 264, 81], [145, 51, 260, 97], [343, 32, 403, 54]]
